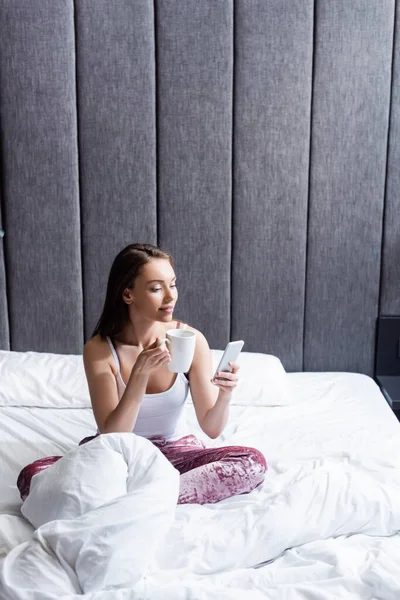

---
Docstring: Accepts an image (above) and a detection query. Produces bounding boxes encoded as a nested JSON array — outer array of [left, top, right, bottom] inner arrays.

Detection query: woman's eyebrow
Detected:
[[147, 276, 177, 284]]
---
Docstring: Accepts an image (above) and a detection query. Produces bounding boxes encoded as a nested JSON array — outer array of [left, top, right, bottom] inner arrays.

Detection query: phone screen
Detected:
[[213, 340, 244, 379]]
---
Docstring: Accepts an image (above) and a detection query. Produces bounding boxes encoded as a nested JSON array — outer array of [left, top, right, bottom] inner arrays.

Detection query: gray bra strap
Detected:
[[106, 336, 121, 373]]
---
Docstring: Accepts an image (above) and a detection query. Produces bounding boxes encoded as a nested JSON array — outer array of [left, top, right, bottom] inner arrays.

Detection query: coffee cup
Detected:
[[166, 329, 196, 373]]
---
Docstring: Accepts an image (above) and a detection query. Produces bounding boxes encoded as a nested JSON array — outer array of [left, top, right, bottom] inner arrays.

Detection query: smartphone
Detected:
[[213, 340, 244, 380]]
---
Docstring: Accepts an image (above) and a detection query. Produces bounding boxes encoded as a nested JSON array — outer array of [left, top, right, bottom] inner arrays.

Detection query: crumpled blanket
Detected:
[[17, 433, 267, 505], [2, 434, 400, 599], [1, 433, 179, 598]]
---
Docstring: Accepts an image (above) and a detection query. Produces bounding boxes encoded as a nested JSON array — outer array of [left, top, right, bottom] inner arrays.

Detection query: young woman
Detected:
[[82, 243, 266, 504], [17, 243, 266, 505]]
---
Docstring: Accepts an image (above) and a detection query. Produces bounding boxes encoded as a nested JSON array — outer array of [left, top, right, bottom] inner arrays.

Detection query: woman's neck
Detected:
[[115, 320, 168, 350]]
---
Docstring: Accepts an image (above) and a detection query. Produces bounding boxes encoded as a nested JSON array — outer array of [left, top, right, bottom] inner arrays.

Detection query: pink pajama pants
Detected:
[[150, 434, 267, 504], [17, 434, 267, 505]]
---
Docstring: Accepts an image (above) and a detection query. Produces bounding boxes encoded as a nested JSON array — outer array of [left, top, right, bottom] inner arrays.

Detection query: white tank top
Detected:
[[106, 325, 190, 441]]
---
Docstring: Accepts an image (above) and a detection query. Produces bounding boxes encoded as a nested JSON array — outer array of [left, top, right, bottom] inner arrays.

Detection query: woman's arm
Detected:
[[83, 340, 149, 433], [83, 336, 171, 433], [188, 330, 240, 439]]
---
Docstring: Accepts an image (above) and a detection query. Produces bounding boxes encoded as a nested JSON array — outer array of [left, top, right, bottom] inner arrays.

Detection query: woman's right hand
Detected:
[[132, 337, 171, 378]]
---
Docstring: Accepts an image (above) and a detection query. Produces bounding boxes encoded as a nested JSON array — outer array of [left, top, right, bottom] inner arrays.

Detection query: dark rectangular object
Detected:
[[375, 317, 400, 411], [376, 376, 400, 411], [375, 316, 400, 376]]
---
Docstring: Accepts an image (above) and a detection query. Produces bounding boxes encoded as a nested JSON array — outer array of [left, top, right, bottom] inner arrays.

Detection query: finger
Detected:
[[155, 338, 168, 353], [155, 358, 171, 369], [153, 356, 168, 369], [147, 348, 163, 359], [228, 361, 240, 372], [150, 342, 167, 355], [154, 347, 170, 359], [148, 337, 161, 349], [148, 337, 167, 351], [214, 371, 238, 381], [215, 384, 235, 394], [211, 378, 237, 387], [154, 351, 171, 366]]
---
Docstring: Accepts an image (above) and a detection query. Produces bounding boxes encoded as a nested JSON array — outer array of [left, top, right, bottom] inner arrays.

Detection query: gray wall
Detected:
[[0, 0, 399, 375]]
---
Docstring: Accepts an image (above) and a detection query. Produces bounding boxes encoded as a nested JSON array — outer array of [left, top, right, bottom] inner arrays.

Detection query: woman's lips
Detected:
[[159, 306, 174, 312]]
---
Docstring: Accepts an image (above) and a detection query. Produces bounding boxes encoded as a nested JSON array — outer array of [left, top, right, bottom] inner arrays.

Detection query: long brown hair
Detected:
[[92, 243, 174, 339]]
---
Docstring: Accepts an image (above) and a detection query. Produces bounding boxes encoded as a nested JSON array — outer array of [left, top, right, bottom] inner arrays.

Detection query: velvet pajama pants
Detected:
[[17, 434, 267, 505]]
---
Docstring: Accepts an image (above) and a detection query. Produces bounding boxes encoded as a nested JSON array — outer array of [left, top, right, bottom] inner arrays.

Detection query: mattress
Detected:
[[1, 352, 400, 598]]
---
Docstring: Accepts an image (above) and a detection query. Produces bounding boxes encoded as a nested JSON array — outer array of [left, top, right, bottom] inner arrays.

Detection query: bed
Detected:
[[1, 348, 400, 599]]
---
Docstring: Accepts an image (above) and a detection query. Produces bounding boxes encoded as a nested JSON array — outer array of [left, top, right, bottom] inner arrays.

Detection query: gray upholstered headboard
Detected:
[[0, 1, 399, 375]]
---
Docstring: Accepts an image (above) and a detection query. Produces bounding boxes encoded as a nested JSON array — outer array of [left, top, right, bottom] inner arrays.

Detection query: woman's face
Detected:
[[123, 258, 178, 322]]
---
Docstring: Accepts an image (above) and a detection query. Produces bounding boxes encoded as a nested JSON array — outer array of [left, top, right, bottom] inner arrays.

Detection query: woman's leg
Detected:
[[17, 434, 101, 501], [17, 456, 62, 501], [155, 436, 267, 505]]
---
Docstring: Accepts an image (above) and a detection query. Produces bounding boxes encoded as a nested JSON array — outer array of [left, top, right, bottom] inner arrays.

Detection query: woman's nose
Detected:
[[165, 290, 177, 302]]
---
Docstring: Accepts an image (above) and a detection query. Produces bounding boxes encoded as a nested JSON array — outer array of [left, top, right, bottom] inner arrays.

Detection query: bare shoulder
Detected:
[[83, 335, 115, 372], [183, 325, 214, 384], [84, 334, 107, 357], [171, 321, 209, 345], [185, 324, 207, 343], [182, 325, 212, 371]]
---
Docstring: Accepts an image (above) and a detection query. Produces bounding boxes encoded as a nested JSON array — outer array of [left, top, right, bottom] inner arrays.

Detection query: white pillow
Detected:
[[0, 350, 90, 408], [0, 348, 290, 410], [207, 350, 291, 407]]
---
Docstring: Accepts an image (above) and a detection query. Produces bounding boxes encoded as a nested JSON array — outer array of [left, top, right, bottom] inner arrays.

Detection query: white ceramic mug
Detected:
[[166, 329, 196, 373]]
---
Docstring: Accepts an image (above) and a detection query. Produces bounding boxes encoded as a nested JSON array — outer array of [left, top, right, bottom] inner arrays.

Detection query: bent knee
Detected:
[[248, 447, 267, 470], [246, 448, 267, 485]]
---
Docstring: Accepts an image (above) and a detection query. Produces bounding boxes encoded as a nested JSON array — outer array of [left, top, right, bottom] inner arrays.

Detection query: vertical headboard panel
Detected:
[[304, 0, 394, 373], [381, 4, 400, 315], [156, 0, 233, 350], [0, 0, 83, 353], [75, 0, 157, 338], [232, 0, 313, 372]]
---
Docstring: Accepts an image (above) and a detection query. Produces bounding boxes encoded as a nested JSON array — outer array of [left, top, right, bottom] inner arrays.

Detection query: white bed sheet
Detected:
[[1, 371, 400, 598]]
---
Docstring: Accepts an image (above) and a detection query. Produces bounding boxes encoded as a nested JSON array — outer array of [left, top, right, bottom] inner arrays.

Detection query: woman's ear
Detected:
[[122, 288, 134, 305]]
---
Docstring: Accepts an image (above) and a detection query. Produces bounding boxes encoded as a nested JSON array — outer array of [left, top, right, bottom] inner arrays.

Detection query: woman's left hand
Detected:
[[211, 362, 240, 395]]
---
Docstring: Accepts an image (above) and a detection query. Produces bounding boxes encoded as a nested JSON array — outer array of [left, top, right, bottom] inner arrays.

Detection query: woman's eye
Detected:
[[150, 285, 177, 293]]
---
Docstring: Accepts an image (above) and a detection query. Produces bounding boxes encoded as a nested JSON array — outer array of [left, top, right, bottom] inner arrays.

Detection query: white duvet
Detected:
[[2, 429, 400, 599], [1, 349, 400, 599]]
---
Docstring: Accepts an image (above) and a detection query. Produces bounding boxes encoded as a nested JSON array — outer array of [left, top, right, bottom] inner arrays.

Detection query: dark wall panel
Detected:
[[156, 0, 233, 350], [0, 0, 83, 353], [232, 0, 313, 371], [0, 198, 9, 350], [76, 0, 157, 339], [381, 3, 400, 315], [305, 0, 394, 373]]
